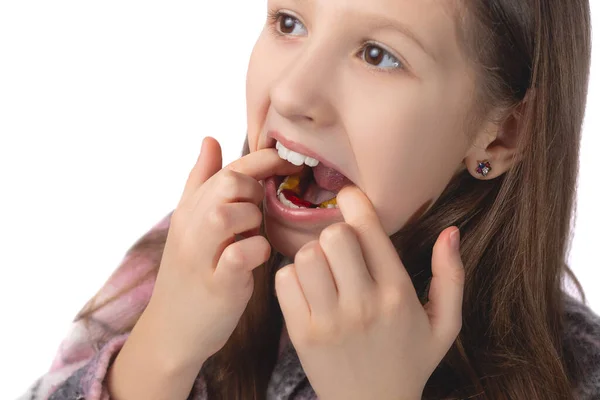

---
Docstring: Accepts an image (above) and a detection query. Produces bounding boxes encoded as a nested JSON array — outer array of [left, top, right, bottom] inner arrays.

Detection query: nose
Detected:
[[269, 43, 337, 128]]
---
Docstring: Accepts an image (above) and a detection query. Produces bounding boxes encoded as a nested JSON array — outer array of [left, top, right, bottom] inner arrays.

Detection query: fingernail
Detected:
[[199, 138, 207, 158], [450, 228, 460, 252]]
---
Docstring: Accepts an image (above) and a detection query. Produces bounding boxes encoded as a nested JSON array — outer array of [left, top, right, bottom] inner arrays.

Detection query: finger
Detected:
[[213, 235, 271, 290], [225, 148, 304, 181], [237, 226, 261, 240], [209, 202, 263, 238], [295, 241, 339, 318], [275, 264, 311, 336], [336, 185, 408, 286], [202, 202, 264, 267], [318, 223, 374, 301], [181, 137, 223, 202], [208, 170, 266, 205], [424, 226, 464, 345]]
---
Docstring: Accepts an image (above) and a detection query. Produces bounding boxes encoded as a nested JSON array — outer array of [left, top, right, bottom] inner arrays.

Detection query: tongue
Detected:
[[312, 162, 352, 193], [303, 181, 337, 205], [302, 163, 351, 205]]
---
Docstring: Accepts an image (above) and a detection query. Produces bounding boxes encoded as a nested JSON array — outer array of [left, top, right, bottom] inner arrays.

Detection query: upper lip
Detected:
[[266, 130, 347, 178]]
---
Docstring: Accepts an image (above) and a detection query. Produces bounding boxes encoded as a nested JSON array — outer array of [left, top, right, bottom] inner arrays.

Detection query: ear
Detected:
[[464, 90, 533, 180]]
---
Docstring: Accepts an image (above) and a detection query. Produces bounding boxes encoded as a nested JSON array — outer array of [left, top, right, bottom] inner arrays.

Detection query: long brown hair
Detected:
[[76, 0, 592, 398]]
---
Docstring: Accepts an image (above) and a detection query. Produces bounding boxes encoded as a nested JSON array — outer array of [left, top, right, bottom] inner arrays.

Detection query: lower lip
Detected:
[[264, 176, 341, 224]]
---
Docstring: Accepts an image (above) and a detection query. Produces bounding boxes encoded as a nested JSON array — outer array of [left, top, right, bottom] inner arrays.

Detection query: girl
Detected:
[[20, 0, 600, 399]]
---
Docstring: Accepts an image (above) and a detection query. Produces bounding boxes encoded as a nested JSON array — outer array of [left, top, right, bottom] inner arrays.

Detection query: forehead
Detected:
[[294, 0, 463, 66]]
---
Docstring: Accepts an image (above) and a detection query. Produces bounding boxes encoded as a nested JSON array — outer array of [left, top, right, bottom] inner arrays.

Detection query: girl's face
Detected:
[[246, 0, 480, 258]]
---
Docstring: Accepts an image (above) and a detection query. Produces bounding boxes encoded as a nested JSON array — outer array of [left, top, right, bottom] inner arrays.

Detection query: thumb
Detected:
[[424, 226, 465, 344], [181, 136, 223, 201]]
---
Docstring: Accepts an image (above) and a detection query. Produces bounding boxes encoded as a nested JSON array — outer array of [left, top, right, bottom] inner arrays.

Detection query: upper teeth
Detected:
[[276, 141, 320, 167]]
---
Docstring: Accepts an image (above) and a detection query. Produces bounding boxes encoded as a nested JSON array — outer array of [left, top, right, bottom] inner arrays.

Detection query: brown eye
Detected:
[[361, 44, 402, 70], [279, 15, 296, 34], [364, 45, 384, 65], [273, 12, 307, 36]]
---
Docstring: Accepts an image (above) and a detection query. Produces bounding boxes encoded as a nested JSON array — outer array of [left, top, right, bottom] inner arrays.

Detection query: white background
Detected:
[[0, 1, 597, 398]]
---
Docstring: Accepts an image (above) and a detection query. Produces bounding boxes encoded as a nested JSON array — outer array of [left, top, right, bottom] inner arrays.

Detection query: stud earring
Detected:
[[475, 160, 492, 177]]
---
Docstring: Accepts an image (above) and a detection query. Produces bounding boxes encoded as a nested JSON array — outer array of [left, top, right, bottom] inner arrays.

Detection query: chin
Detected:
[[263, 214, 323, 259]]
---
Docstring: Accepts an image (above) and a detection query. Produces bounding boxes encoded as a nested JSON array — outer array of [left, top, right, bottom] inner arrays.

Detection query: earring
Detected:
[[475, 160, 492, 177]]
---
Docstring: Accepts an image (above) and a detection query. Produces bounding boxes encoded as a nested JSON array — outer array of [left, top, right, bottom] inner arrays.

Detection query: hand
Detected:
[[143, 137, 302, 369], [275, 185, 465, 400]]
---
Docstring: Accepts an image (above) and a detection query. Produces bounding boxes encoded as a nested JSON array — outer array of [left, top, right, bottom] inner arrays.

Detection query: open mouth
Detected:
[[275, 165, 339, 209], [269, 136, 351, 210]]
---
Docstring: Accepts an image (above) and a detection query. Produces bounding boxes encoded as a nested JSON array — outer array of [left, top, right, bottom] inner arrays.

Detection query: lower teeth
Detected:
[[278, 192, 338, 209], [276, 175, 338, 209]]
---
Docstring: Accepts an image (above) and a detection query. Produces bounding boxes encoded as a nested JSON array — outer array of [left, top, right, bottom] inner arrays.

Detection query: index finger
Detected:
[[225, 148, 304, 181], [336, 185, 410, 286]]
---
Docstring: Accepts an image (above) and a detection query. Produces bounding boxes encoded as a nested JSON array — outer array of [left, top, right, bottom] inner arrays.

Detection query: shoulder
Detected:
[[563, 293, 600, 342], [562, 293, 600, 399]]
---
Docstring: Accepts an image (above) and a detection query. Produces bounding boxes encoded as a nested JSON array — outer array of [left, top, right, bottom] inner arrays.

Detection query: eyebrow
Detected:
[[363, 13, 437, 63], [289, 0, 437, 62]]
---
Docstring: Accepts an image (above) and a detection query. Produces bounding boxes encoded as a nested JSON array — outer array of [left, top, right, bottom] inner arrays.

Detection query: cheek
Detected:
[[245, 33, 281, 152], [349, 102, 469, 234]]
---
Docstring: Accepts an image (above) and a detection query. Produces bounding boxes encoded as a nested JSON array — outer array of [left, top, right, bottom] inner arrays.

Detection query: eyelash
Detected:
[[266, 9, 405, 74]]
